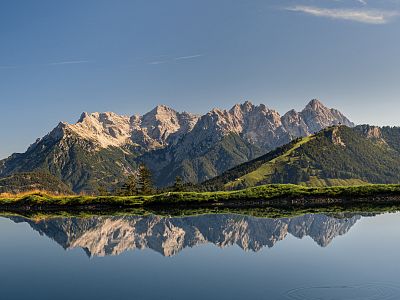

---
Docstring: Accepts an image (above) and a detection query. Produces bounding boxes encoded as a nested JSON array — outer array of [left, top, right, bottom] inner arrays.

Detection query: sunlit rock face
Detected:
[[49, 106, 200, 151], [299, 99, 354, 134], [10, 214, 360, 257], [179, 99, 353, 153]]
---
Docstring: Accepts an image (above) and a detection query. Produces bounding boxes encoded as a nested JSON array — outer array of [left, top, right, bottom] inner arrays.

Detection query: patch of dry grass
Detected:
[[0, 189, 73, 199]]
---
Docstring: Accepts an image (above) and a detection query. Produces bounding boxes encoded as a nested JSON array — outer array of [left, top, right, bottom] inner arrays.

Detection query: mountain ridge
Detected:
[[0, 99, 354, 192]]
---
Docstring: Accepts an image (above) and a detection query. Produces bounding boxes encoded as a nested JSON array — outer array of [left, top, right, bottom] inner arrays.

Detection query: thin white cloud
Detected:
[[174, 54, 203, 61], [148, 60, 168, 65], [0, 60, 92, 71], [148, 54, 204, 65], [286, 5, 399, 24], [49, 60, 91, 66], [356, 0, 367, 5]]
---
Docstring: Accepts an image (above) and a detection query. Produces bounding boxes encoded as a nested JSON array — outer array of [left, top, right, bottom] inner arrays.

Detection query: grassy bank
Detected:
[[1, 184, 400, 211]]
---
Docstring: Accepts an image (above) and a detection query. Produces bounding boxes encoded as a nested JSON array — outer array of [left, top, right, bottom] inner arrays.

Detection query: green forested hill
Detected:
[[203, 126, 400, 191], [0, 172, 73, 195]]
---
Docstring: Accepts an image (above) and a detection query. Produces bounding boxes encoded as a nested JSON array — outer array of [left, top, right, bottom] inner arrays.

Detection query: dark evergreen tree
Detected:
[[173, 176, 184, 192], [137, 164, 154, 195], [124, 173, 138, 196]]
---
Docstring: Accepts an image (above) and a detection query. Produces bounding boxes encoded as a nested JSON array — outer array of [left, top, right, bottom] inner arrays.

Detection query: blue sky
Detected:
[[1, 0, 400, 159]]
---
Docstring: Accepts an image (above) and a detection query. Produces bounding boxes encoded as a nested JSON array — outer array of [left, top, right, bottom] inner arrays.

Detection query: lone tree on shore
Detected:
[[136, 164, 154, 195], [124, 173, 138, 196], [173, 176, 184, 192]]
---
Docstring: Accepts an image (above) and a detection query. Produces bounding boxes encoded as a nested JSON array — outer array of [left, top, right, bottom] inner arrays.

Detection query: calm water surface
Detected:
[[1, 212, 400, 300]]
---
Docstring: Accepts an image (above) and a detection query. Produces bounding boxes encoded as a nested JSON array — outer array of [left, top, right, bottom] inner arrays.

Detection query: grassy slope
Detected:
[[2, 184, 400, 208], [303, 177, 369, 187], [225, 136, 313, 190]]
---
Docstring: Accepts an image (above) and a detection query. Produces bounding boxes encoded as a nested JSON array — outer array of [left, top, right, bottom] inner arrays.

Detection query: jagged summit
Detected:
[[182, 99, 353, 151], [44, 99, 352, 151], [143, 104, 178, 121], [300, 99, 354, 133], [305, 98, 325, 109], [49, 106, 200, 150]]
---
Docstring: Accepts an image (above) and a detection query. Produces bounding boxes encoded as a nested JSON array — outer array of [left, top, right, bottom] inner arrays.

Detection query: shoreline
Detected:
[[1, 199, 400, 221], [2, 184, 400, 213]]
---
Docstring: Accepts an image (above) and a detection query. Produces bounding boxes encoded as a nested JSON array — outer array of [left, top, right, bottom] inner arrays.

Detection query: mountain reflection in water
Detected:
[[9, 213, 362, 257]]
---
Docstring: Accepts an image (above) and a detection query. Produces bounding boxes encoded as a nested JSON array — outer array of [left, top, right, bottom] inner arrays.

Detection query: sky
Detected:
[[1, 0, 400, 159]]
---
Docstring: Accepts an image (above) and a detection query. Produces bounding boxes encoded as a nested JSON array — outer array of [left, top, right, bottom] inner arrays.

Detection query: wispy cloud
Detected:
[[286, 5, 399, 24], [148, 60, 168, 65], [49, 60, 91, 66], [149, 54, 204, 65], [0, 60, 92, 71], [356, 0, 367, 5], [174, 54, 204, 61]]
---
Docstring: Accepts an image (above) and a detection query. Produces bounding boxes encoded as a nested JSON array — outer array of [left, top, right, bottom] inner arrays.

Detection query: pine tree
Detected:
[[173, 176, 184, 192], [137, 164, 154, 195], [125, 173, 138, 196]]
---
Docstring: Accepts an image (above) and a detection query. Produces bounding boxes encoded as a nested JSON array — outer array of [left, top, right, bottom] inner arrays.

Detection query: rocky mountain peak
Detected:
[[78, 112, 89, 122], [282, 109, 299, 119], [305, 99, 326, 110], [300, 99, 354, 133], [135, 105, 200, 149], [142, 105, 179, 127], [66, 111, 132, 148], [242, 100, 254, 111], [145, 104, 176, 119], [230, 101, 256, 114]]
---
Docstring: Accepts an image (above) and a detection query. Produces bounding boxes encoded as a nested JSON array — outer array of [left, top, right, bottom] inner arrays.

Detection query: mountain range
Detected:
[[0, 99, 354, 193], [9, 213, 361, 257]]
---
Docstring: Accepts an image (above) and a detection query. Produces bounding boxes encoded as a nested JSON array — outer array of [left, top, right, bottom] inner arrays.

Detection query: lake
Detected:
[[1, 212, 400, 300]]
